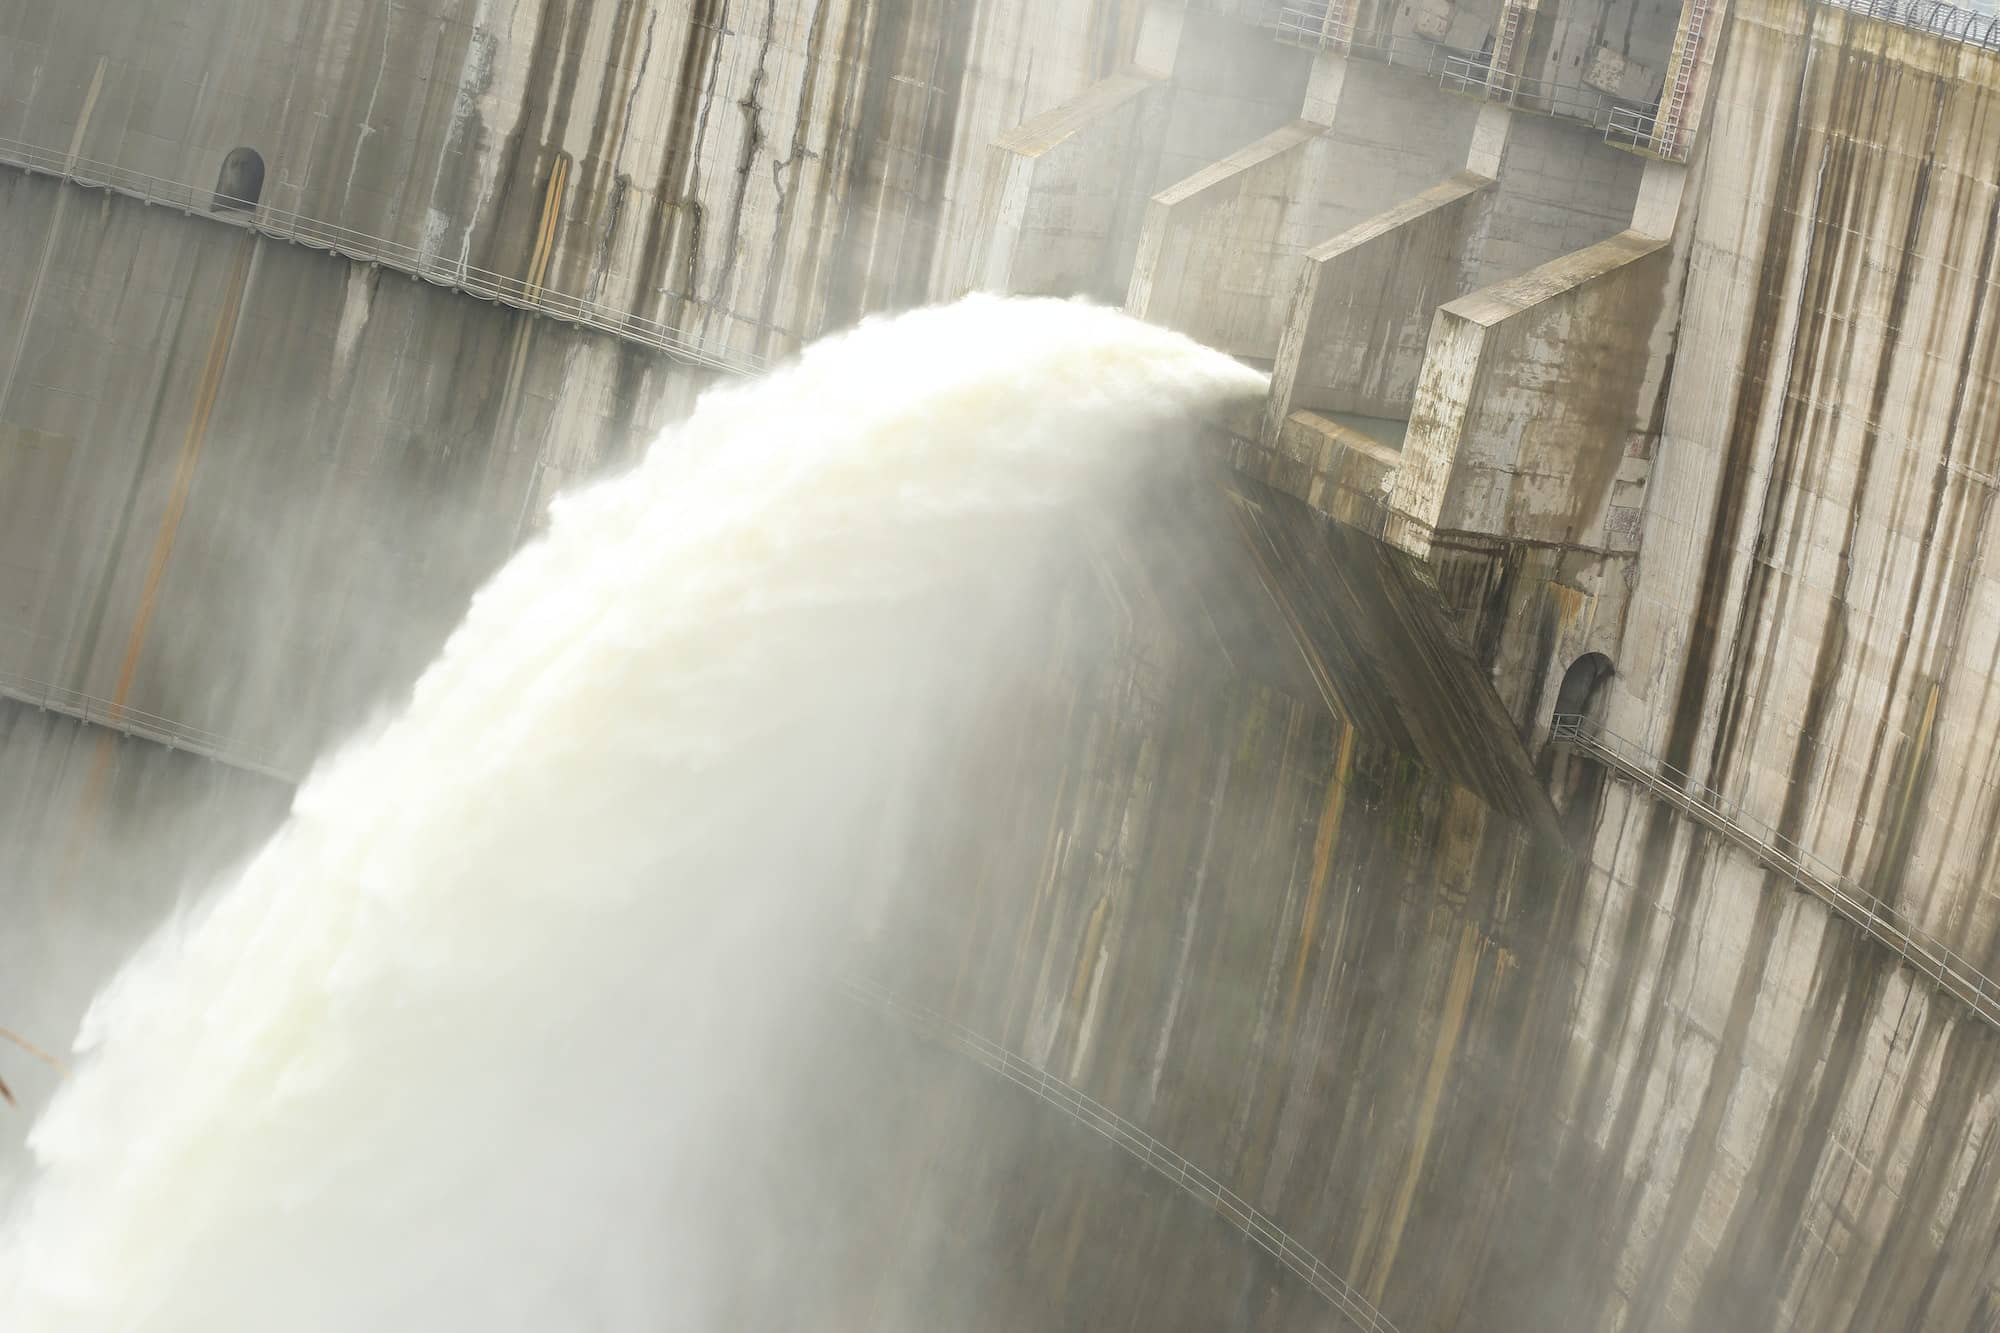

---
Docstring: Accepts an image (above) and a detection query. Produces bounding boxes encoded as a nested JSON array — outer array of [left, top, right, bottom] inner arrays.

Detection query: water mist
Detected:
[[0, 296, 1265, 1332]]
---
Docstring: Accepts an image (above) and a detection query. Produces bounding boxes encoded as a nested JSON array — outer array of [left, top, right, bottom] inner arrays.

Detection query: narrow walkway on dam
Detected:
[[1272, 0, 2000, 161], [20, 667, 1997, 1041], [1552, 714, 2000, 1030], [837, 976, 1401, 1333], [0, 135, 762, 378], [1268, 1, 1695, 159], [0, 670, 294, 783]]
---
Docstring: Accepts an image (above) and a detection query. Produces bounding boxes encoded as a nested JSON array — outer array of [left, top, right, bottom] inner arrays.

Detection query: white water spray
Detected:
[[0, 297, 1263, 1332]]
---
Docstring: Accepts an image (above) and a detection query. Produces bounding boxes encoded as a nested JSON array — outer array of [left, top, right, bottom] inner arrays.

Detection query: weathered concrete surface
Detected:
[[958, 70, 1168, 301], [7, 0, 2000, 1327], [1462, 113, 1650, 287], [865, 462, 1591, 1333], [1534, 1, 2000, 1328], [1326, 0, 1680, 105], [712, 1003, 1342, 1328], [1129, 57, 1483, 361], [1524, 0, 1684, 105], [0, 0, 1162, 361], [0, 699, 290, 1144], [1264, 171, 1492, 442], [1383, 229, 1669, 738], [0, 169, 708, 775], [1151, 6, 1316, 189], [1391, 228, 1668, 562], [1635, 0, 1723, 160], [1232, 408, 1402, 533], [1127, 120, 1332, 356]]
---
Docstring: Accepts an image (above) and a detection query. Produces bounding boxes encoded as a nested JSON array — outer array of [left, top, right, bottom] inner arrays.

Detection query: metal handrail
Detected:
[[1551, 713, 2000, 1028], [0, 669, 296, 782], [1271, 4, 1450, 73], [1604, 104, 1680, 160], [1821, 0, 2000, 50], [0, 134, 766, 377], [839, 976, 1401, 1332], [1275, 6, 1620, 130], [1437, 53, 1616, 128]]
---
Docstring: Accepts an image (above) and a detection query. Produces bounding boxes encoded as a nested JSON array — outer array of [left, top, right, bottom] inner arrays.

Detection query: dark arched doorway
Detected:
[[1552, 651, 1615, 730], [212, 147, 265, 212], [1544, 652, 1615, 843]]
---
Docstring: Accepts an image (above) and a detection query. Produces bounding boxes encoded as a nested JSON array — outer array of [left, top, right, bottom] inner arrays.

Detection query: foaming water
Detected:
[[0, 296, 1263, 1332]]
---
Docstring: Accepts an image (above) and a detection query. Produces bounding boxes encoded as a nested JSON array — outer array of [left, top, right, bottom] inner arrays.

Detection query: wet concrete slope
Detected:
[[0, 170, 711, 778], [860, 462, 1606, 1331]]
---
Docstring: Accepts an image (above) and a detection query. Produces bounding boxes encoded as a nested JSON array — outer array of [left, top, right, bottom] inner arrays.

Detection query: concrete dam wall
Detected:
[[5, 0, 2000, 1327]]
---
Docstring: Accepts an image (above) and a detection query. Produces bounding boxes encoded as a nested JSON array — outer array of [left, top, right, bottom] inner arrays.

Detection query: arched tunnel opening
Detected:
[[211, 147, 264, 212], [1552, 651, 1615, 729]]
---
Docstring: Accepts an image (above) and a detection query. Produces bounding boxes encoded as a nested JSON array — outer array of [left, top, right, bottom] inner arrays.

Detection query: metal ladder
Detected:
[[1654, 0, 1710, 158], [1487, 0, 1526, 97]]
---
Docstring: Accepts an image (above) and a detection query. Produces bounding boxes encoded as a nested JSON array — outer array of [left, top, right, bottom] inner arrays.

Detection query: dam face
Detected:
[[4, 0, 2000, 1328]]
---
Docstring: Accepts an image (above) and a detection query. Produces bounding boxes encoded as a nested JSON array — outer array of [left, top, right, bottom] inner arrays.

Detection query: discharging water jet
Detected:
[[0, 296, 1264, 1333]]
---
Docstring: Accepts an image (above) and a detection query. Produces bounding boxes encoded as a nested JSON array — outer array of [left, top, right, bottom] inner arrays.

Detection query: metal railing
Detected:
[[1271, 4, 1455, 73], [1551, 713, 2000, 1029], [1437, 52, 1620, 128], [1275, 6, 1626, 132], [1604, 104, 1676, 159], [839, 976, 1401, 1332], [1822, 0, 2000, 50], [0, 669, 296, 782], [0, 135, 766, 377], [1285, 0, 2000, 166]]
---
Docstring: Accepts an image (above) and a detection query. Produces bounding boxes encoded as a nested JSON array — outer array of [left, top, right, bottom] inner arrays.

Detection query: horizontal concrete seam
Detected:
[[1150, 122, 1322, 208], [1303, 173, 1492, 262], [991, 70, 1162, 157], [1440, 230, 1668, 325], [1427, 528, 1632, 560], [837, 976, 1403, 1333], [0, 673, 296, 784], [0, 135, 764, 378]]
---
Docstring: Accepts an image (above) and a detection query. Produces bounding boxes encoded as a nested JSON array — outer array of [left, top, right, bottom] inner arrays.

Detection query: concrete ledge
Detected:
[[1441, 229, 1666, 327], [1230, 409, 1400, 536], [1125, 121, 1325, 358], [964, 70, 1168, 301], [1126, 54, 1484, 364], [1263, 171, 1493, 444], [1389, 228, 1670, 560], [993, 72, 1161, 156]]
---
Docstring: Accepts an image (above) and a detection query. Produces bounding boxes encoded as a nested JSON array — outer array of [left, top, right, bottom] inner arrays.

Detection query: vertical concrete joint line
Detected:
[[62, 233, 258, 877], [109, 233, 259, 719], [526, 154, 572, 299], [0, 59, 109, 425]]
